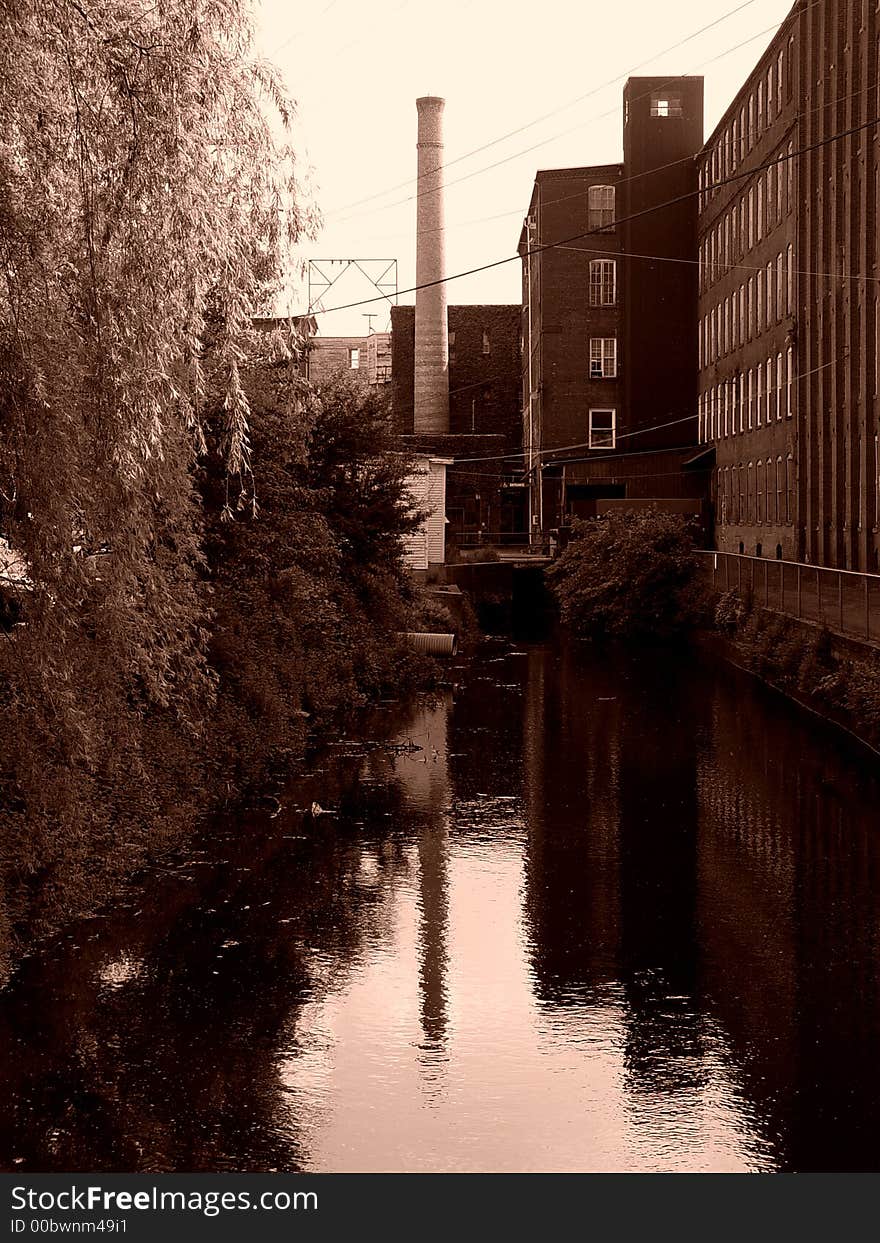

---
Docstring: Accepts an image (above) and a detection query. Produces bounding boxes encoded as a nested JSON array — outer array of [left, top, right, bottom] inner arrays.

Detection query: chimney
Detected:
[[414, 96, 449, 435]]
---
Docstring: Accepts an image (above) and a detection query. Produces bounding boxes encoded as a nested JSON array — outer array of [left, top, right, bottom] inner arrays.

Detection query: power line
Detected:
[[328, 0, 817, 228], [325, 0, 763, 219], [443, 353, 843, 470], [358, 70, 879, 244], [302, 112, 880, 319]]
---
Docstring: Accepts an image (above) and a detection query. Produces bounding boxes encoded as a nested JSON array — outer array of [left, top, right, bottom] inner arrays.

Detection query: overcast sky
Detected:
[[255, 0, 795, 335]]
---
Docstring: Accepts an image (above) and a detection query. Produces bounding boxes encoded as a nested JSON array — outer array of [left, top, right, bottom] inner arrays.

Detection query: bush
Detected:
[[547, 509, 706, 641]]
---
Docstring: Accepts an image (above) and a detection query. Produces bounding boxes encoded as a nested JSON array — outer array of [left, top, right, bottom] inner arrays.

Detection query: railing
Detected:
[[698, 550, 880, 645], [454, 531, 531, 549]]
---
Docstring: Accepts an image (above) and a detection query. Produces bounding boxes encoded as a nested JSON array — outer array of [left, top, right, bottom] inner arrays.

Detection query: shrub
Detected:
[[547, 509, 707, 640]]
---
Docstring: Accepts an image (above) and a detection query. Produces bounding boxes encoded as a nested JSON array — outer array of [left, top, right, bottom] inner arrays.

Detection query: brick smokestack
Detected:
[[414, 96, 449, 434]]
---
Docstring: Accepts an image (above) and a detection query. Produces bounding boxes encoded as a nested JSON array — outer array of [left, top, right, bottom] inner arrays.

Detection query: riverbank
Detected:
[[707, 590, 880, 758]]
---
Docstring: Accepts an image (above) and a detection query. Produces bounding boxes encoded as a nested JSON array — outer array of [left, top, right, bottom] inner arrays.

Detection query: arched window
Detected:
[[748, 461, 755, 523], [785, 454, 794, 523], [756, 459, 765, 523], [776, 456, 784, 524]]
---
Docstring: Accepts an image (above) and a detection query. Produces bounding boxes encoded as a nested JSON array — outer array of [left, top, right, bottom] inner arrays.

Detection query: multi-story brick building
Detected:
[[518, 77, 707, 534], [391, 303, 525, 541], [700, 0, 880, 570]]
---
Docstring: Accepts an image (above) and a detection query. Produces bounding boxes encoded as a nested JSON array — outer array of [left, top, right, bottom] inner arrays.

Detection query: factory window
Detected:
[[739, 105, 747, 159], [756, 365, 763, 426], [776, 153, 784, 220], [756, 459, 764, 523], [787, 243, 794, 313], [348, 348, 360, 369], [776, 457, 784, 523], [588, 185, 616, 231], [766, 357, 774, 423], [766, 261, 773, 329], [776, 352, 784, 419], [767, 66, 773, 117], [448, 331, 455, 364], [786, 454, 794, 522], [589, 259, 616, 305], [786, 346, 794, 417], [747, 367, 754, 429], [748, 94, 755, 147], [590, 337, 617, 378], [776, 252, 784, 319], [747, 186, 755, 249], [747, 278, 754, 340], [757, 178, 764, 241], [777, 51, 784, 111], [787, 141, 794, 211], [757, 81, 764, 131], [767, 163, 775, 229], [747, 462, 755, 523], [739, 285, 746, 346], [482, 330, 490, 355], [650, 92, 682, 117], [738, 372, 746, 433], [589, 408, 616, 449], [738, 466, 745, 523]]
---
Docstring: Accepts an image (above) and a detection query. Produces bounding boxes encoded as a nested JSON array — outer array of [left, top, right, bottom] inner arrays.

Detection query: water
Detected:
[[1, 640, 879, 1173]]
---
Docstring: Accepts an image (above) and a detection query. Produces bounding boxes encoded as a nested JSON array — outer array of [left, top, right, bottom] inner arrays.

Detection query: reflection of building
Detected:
[[518, 78, 707, 535], [700, 0, 880, 570]]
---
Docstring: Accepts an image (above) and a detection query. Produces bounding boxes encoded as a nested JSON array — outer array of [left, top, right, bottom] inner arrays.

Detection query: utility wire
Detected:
[[444, 353, 843, 469], [361, 71, 879, 243], [301, 112, 880, 319], [326, 0, 764, 218], [328, 0, 817, 226]]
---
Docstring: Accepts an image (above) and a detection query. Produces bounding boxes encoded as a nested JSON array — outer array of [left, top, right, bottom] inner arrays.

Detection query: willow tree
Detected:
[[0, 0, 314, 734]]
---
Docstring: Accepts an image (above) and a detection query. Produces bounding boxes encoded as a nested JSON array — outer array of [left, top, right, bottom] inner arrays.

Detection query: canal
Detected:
[[1, 639, 879, 1173]]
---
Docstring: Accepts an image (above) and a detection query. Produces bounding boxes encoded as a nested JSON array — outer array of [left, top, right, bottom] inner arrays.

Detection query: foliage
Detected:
[[200, 357, 426, 788], [719, 599, 880, 748], [0, 0, 314, 726], [0, 0, 318, 964], [548, 509, 707, 640]]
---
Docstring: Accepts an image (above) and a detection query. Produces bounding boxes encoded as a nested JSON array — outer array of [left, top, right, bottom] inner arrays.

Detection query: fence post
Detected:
[[797, 563, 802, 618], [780, 560, 784, 611], [817, 568, 821, 621], [838, 573, 844, 633], [765, 559, 770, 606], [865, 575, 870, 641]]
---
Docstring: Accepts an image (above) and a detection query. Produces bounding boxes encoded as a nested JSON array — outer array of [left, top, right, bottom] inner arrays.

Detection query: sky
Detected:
[[255, 0, 795, 335]]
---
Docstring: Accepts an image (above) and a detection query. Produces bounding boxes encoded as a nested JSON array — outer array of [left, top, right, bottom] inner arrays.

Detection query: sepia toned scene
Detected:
[[1, 0, 879, 1176]]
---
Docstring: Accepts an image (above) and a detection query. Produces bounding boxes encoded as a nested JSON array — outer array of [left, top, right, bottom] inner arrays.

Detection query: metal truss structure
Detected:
[[307, 259, 398, 332]]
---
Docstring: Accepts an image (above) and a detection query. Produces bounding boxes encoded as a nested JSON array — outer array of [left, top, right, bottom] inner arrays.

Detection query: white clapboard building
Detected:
[[403, 455, 451, 571]]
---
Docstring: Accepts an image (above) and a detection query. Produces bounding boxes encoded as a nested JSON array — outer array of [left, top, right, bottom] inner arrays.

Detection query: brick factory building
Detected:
[[391, 303, 525, 543], [699, 0, 879, 570], [518, 76, 708, 536]]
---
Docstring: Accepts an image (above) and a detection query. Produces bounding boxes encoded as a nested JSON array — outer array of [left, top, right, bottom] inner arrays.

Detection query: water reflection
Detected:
[[1, 641, 880, 1171]]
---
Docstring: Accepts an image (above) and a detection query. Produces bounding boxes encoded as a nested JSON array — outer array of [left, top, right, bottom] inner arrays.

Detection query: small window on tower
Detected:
[[650, 92, 682, 118], [348, 348, 360, 369], [482, 331, 490, 355]]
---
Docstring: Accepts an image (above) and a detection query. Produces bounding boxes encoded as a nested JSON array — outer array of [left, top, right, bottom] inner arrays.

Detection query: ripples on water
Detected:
[[1, 640, 879, 1172]]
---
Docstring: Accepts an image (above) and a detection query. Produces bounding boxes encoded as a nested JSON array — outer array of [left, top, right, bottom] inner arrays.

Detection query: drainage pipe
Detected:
[[398, 631, 458, 656]]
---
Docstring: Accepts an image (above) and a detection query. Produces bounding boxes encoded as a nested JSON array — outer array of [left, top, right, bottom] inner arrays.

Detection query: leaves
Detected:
[[548, 509, 706, 641]]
